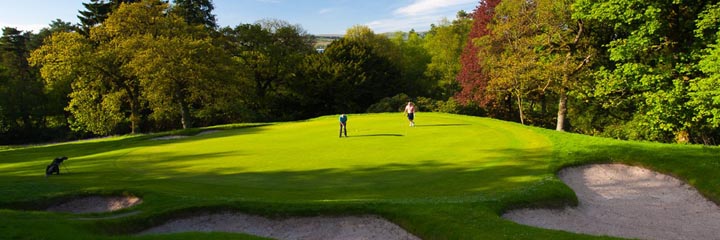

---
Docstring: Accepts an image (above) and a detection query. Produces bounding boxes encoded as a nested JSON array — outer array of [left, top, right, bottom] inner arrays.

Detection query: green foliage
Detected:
[[423, 16, 471, 99], [0, 27, 49, 142], [171, 0, 218, 29], [572, 0, 712, 143], [366, 93, 412, 113], [391, 31, 431, 97], [688, 3, 720, 141], [221, 20, 315, 121], [77, 0, 140, 35], [322, 37, 402, 113]]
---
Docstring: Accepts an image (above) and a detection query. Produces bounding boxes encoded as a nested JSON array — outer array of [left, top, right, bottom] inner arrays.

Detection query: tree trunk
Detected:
[[176, 91, 192, 129], [556, 88, 567, 131], [516, 93, 525, 125], [128, 91, 141, 134]]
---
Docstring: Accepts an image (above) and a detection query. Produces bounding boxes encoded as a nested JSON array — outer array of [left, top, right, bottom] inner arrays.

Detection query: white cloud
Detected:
[[366, 0, 476, 33], [318, 8, 335, 14], [395, 0, 477, 16], [366, 14, 444, 33]]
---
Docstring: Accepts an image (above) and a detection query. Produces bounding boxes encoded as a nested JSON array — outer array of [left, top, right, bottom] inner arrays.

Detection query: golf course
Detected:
[[1, 113, 719, 239]]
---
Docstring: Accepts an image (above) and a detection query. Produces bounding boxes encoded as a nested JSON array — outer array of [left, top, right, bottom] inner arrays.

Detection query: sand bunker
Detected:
[[47, 196, 142, 214], [140, 213, 420, 240], [151, 135, 188, 140], [503, 164, 720, 240], [196, 130, 221, 136]]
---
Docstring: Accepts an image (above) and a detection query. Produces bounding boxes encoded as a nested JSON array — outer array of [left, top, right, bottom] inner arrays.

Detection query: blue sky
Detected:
[[0, 0, 478, 34]]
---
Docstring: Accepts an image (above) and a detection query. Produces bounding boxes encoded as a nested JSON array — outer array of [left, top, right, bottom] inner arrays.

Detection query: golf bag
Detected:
[[45, 156, 67, 176]]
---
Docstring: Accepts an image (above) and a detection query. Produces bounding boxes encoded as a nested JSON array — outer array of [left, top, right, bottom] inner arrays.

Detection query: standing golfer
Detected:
[[339, 114, 348, 137], [404, 102, 416, 127]]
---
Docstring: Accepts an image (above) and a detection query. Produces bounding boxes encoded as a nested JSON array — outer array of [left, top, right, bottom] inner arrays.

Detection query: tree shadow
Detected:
[[413, 124, 471, 127], [347, 134, 404, 137], [0, 125, 270, 167]]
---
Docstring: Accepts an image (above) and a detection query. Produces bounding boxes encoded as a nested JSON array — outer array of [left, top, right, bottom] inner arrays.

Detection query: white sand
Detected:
[[503, 164, 720, 240], [151, 135, 188, 140], [140, 213, 420, 240], [196, 130, 222, 136], [47, 196, 142, 214]]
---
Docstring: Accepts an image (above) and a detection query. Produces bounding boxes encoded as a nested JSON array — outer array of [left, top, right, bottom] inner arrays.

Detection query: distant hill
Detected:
[[312, 31, 428, 50]]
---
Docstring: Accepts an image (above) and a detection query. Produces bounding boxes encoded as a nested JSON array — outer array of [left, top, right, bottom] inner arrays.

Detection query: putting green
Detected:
[[114, 113, 552, 201]]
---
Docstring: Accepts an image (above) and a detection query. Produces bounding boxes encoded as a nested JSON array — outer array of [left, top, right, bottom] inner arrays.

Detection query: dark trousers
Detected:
[[339, 123, 347, 137]]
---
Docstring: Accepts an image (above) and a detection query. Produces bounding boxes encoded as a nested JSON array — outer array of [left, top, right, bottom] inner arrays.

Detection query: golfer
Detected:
[[339, 114, 348, 137], [404, 102, 416, 127]]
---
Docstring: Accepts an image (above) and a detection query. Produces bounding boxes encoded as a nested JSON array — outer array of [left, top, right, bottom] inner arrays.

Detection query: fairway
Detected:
[[115, 113, 551, 201]]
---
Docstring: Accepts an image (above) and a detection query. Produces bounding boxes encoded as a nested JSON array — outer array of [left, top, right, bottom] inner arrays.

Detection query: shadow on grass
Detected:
[[347, 134, 404, 137], [0, 125, 270, 166], [1, 146, 556, 207], [413, 124, 471, 127], [4, 128, 719, 239]]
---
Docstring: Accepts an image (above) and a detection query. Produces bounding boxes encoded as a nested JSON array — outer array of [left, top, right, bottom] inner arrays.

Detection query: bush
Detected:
[[368, 94, 485, 116], [367, 93, 412, 113]]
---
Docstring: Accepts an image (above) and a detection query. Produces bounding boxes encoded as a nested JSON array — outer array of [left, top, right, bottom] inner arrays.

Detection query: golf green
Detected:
[[113, 113, 552, 201]]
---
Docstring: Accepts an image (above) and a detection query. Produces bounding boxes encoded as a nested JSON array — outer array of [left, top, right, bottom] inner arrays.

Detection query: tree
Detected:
[[0, 28, 45, 140], [34, 0, 235, 133], [345, 25, 402, 65], [536, 0, 593, 131], [30, 30, 130, 135], [456, 0, 502, 110], [127, 26, 235, 129], [391, 30, 432, 97], [574, 0, 714, 142], [78, 0, 112, 35], [324, 37, 402, 112], [222, 19, 315, 120], [481, 0, 548, 125], [688, 2, 720, 143], [77, 0, 140, 35], [424, 13, 472, 99], [171, 0, 218, 29]]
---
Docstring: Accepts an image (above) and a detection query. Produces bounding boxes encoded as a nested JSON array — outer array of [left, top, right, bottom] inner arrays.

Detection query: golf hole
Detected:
[[47, 195, 142, 214], [139, 213, 420, 240]]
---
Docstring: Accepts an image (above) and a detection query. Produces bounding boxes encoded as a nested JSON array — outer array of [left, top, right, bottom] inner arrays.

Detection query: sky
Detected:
[[0, 0, 479, 35]]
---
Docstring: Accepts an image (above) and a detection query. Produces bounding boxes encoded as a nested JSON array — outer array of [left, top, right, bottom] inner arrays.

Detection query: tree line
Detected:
[[0, 0, 473, 144], [3, 0, 719, 145], [458, 0, 720, 144]]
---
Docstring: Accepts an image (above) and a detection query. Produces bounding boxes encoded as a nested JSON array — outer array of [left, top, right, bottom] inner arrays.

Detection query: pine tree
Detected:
[[171, 0, 217, 29], [77, 0, 141, 35]]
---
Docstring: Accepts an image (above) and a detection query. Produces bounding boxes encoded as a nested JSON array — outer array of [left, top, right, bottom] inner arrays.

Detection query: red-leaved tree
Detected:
[[455, 0, 502, 107]]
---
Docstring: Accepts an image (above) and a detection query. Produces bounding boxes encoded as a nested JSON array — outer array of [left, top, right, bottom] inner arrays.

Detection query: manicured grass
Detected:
[[1, 113, 718, 239]]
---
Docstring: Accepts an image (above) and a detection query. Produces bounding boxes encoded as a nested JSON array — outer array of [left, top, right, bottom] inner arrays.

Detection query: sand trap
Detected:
[[140, 213, 420, 240], [503, 164, 720, 240], [151, 135, 188, 140], [47, 196, 142, 214], [196, 130, 222, 136]]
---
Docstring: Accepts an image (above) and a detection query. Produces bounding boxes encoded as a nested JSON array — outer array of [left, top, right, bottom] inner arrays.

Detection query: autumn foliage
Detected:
[[455, 0, 501, 107]]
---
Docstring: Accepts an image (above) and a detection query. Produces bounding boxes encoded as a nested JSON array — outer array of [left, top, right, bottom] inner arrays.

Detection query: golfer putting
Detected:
[[339, 114, 348, 137]]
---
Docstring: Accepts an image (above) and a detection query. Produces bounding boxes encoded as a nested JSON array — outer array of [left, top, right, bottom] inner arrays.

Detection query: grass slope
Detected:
[[1, 113, 718, 239]]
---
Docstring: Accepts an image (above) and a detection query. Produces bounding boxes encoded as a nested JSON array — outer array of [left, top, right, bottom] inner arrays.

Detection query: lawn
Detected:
[[1, 113, 719, 239]]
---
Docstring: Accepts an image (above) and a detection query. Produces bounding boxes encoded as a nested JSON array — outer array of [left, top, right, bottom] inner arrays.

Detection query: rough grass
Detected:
[[0, 113, 718, 239]]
